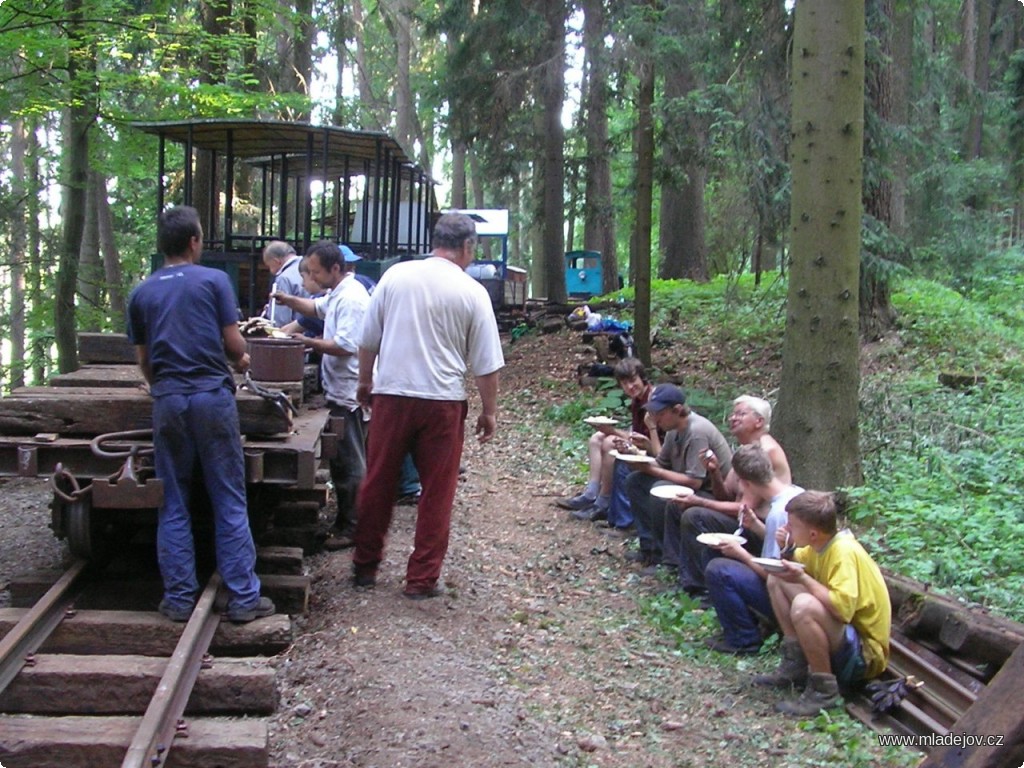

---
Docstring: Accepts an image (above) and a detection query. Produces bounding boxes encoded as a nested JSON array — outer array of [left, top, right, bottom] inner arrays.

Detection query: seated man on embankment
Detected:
[[623, 384, 733, 575], [556, 358, 659, 529], [701, 444, 803, 654], [754, 490, 891, 716], [663, 395, 792, 602]]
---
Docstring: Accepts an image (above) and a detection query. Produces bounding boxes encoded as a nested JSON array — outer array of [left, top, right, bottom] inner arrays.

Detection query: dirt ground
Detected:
[[0, 328, 918, 768]]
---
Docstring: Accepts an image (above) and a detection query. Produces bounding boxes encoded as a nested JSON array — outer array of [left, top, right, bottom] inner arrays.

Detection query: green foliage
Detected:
[[797, 711, 920, 767], [853, 379, 1024, 619], [888, 277, 1024, 379], [637, 591, 717, 652]]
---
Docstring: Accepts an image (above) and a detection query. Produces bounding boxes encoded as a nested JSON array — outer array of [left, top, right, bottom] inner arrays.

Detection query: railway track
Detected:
[[0, 555, 298, 768]]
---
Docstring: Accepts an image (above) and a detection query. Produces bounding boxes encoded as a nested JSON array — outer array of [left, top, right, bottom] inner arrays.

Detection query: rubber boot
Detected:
[[752, 637, 809, 688], [775, 672, 842, 716]]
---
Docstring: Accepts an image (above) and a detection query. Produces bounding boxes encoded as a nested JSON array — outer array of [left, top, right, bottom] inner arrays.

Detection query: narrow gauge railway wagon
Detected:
[[0, 119, 441, 560]]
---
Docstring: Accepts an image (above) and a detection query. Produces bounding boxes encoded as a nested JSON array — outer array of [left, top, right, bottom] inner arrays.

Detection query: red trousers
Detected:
[[353, 394, 467, 592]]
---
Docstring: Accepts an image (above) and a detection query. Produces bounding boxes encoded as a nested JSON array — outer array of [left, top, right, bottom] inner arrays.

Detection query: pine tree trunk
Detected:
[[658, 1, 708, 282], [538, 0, 566, 303], [95, 171, 125, 321], [775, 0, 865, 490], [633, 54, 655, 367], [78, 172, 102, 332], [55, 0, 93, 374], [582, 0, 617, 294], [9, 116, 28, 390]]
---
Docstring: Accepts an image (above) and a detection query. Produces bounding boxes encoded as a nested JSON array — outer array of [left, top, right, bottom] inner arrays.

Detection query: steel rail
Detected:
[[120, 573, 223, 768], [889, 635, 979, 721], [0, 558, 89, 697]]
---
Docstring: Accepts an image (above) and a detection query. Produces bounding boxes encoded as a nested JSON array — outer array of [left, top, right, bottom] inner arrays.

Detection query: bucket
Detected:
[[247, 337, 305, 382]]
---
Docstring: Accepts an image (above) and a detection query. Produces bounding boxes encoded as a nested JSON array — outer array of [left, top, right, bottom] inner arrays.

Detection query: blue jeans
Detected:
[[606, 461, 633, 528], [625, 471, 667, 561], [705, 558, 775, 649], [152, 388, 260, 613], [664, 503, 739, 594]]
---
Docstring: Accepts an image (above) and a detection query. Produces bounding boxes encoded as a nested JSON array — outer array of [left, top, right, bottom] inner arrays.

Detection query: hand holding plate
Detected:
[[774, 559, 807, 582]]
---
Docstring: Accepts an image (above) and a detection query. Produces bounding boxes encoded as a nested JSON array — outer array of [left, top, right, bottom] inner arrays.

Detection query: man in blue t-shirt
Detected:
[[127, 205, 274, 624]]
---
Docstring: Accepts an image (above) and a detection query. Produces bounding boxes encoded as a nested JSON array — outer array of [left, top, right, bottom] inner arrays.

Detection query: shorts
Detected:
[[831, 624, 868, 686]]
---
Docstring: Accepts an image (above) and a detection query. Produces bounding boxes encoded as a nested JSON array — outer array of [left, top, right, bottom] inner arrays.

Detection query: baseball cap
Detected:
[[642, 383, 687, 412], [340, 244, 362, 262]]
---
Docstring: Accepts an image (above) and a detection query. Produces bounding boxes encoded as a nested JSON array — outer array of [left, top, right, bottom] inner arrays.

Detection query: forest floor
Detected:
[[262, 327, 917, 768], [0, 327, 920, 768]]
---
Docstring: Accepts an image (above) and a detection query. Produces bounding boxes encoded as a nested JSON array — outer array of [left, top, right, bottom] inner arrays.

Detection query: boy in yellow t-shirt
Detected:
[[753, 490, 891, 716]]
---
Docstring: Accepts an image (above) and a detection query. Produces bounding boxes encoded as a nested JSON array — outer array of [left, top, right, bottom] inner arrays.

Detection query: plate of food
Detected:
[[583, 416, 619, 428], [649, 484, 696, 500], [751, 557, 806, 574], [610, 450, 656, 464], [696, 532, 747, 547]]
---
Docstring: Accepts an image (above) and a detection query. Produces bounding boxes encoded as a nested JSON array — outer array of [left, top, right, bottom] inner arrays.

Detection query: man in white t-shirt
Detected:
[[352, 213, 505, 599], [702, 444, 803, 654]]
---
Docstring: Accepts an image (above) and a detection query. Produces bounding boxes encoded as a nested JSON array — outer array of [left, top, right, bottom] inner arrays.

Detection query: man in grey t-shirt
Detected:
[[624, 384, 732, 571]]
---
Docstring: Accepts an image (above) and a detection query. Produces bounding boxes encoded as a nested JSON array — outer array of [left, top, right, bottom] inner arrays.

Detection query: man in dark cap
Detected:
[[623, 384, 732, 581]]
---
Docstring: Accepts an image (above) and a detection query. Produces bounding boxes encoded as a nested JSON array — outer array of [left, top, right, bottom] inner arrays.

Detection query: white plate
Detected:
[[751, 557, 806, 574], [583, 416, 618, 427], [610, 450, 656, 464], [696, 532, 747, 547], [649, 484, 696, 500]]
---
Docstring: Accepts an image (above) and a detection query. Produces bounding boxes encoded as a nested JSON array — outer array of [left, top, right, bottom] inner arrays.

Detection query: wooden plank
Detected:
[[886, 569, 1024, 669], [8, 573, 309, 616], [0, 387, 289, 437], [255, 546, 305, 575], [48, 365, 145, 388], [260, 574, 310, 615], [257, 525, 323, 555], [78, 332, 136, 364], [0, 609, 293, 657], [918, 642, 1024, 768], [0, 654, 277, 715], [0, 715, 267, 768]]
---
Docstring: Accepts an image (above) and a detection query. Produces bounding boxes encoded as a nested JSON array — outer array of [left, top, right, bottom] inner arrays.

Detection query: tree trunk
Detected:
[[582, 0, 617, 294], [538, 0, 566, 304], [530, 115, 547, 299], [451, 138, 468, 209], [633, 54, 655, 367], [386, 0, 415, 154], [78, 171, 102, 332], [194, 0, 231, 241], [889, 0, 913, 238], [94, 172, 126, 322], [775, 0, 865, 490], [294, 0, 314, 120], [351, 0, 389, 130], [861, 0, 900, 340], [28, 123, 45, 384], [331, 4, 347, 125], [657, 1, 708, 282], [55, 0, 94, 374], [9, 116, 28, 390]]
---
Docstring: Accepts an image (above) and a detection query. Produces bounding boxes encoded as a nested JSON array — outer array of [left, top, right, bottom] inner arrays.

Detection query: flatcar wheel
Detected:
[[65, 497, 105, 561]]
